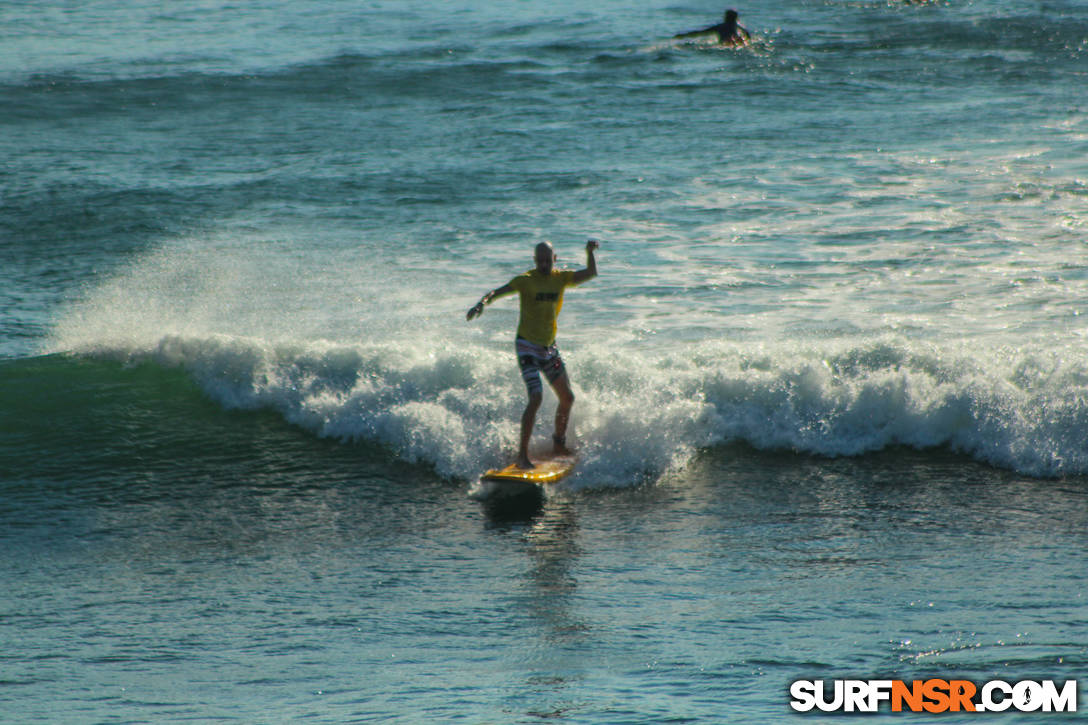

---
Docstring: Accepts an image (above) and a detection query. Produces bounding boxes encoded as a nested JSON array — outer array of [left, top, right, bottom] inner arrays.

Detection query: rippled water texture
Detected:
[[2, 0, 1087, 720]]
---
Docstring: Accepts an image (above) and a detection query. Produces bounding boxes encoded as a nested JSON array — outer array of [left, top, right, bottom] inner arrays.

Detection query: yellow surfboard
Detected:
[[481, 455, 577, 485]]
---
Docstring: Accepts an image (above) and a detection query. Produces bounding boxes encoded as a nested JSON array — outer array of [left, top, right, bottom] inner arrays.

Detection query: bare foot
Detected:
[[516, 455, 535, 469], [553, 435, 574, 457]]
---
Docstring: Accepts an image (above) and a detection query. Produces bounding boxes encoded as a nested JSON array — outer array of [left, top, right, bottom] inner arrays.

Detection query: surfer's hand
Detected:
[[467, 301, 484, 321], [586, 239, 600, 253]]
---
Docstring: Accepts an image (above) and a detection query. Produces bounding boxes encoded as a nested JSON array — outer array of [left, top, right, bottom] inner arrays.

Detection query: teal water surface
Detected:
[[2, 0, 1087, 720]]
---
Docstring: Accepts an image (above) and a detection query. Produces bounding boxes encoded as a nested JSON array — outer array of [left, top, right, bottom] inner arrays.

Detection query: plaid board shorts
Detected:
[[516, 336, 566, 396]]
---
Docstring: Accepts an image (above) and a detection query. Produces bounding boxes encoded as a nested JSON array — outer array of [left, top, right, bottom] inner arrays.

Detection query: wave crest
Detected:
[[64, 333, 1088, 483]]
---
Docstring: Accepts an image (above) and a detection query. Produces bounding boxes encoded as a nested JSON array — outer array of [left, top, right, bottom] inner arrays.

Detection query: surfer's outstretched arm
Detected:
[[467, 283, 515, 320], [674, 25, 715, 39], [571, 239, 599, 285]]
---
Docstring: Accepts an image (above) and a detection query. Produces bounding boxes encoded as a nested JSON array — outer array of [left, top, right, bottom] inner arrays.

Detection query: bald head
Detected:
[[534, 242, 555, 274]]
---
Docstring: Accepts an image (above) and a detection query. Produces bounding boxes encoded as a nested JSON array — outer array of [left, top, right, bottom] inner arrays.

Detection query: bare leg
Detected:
[[550, 372, 575, 455], [518, 392, 542, 468]]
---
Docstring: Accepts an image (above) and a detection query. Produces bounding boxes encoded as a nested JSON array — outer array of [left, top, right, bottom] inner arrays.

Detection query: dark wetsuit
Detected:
[[676, 18, 750, 44]]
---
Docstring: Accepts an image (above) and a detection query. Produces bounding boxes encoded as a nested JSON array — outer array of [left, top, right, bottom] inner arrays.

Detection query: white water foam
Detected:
[[46, 236, 1088, 484], [45, 320, 1088, 483]]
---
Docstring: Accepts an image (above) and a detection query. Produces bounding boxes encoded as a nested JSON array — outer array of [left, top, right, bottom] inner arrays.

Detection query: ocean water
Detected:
[[2, 0, 1087, 721]]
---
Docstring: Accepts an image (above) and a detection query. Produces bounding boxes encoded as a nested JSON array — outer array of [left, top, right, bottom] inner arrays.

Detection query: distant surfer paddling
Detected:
[[674, 8, 751, 46], [467, 240, 599, 469]]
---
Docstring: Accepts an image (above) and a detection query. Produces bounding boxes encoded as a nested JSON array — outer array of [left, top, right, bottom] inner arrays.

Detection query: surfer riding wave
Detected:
[[467, 239, 599, 469]]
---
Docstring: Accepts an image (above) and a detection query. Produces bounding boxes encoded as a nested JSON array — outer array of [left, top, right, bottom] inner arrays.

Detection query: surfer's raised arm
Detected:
[[467, 283, 515, 321], [571, 239, 599, 285]]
